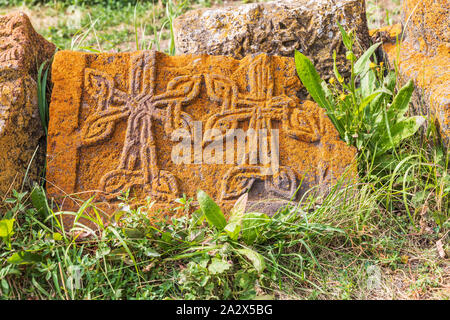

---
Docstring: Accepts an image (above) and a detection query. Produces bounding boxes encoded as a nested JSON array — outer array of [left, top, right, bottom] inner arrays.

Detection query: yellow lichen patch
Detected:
[[47, 50, 356, 224]]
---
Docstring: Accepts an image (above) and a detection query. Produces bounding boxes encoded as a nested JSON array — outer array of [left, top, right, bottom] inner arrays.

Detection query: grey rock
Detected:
[[174, 0, 371, 83]]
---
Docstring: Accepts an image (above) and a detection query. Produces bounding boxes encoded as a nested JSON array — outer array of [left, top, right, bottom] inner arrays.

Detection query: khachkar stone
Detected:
[[0, 12, 55, 196], [47, 50, 356, 219], [383, 0, 449, 147], [173, 0, 371, 83]]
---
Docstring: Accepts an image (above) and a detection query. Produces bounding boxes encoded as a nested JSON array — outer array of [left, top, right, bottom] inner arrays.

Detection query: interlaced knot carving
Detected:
[[81, 51, 201, 200], [81, 52, 325, 202], [203, 55, 325, 200]]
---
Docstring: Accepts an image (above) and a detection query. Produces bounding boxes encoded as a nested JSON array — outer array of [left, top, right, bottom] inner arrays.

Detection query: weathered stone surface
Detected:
[[0, 12, 55, 196], [401, 0, 449, 55], [47, 50, 356, 219], [383, 0, 449, 147], [173, 0, 371, 83]]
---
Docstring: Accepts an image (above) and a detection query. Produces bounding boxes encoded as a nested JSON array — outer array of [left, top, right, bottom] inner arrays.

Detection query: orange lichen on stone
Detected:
[[369, 23, 402, 42], [402, 0, 449, 55], [0, 12, 55, 196], [384, 42, 450, 146], [47, 50, 356, 222], [382, 0, 449, 147]]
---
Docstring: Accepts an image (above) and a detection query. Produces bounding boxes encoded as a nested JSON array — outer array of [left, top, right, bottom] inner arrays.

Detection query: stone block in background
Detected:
[[47, 50, 356, 219], [0, 12, 55, 196], [173, 0, 371, 86], [383, 0, 449, 147]]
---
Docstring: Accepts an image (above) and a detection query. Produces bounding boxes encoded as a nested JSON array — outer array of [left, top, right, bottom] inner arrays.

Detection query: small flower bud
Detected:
[[346, 51, 355, 61]]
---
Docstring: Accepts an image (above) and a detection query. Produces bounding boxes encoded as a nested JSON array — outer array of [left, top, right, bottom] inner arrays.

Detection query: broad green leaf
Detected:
[[370, 87, 395, 124], [52, 232, 63, 241], [236, 248, 266, 273], [0, 218, 14, 249], [0, 219, 14, 238], [161, 232, 173, 243], [229, 192, 247, 223], [359, 90, 383, 114], [8, 251, 43, 264], [30, 185, 50, 219], [378, 116, 425, 154], [208, 257, 232, 274], [294, 51, 330, 111], [354, 42, 381, 75], [224, 193, 248, 240], [143, 247, 160, 258], [387, 79, 414, 121], [294, 50, 345, 137], [224, 222, 241, 241], [361, 68, 376, 97], [242, 212, 270, 245], [369, 94, 386, 121], [197, 190, 226, 231]]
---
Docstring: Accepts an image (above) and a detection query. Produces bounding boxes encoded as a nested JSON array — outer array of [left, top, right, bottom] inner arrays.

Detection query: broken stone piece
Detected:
[[383, 0, 449, 147], [47, 50, 356, 219], [173, 0, 371, 83], [0, 12, 56, 196]]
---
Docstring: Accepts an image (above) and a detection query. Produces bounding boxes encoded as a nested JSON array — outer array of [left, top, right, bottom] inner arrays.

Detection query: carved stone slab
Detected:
[[47, 50, 356, 217], [0, 12, 55, 196], [173, 0, 371, 84], [384, 0, 449, 147]]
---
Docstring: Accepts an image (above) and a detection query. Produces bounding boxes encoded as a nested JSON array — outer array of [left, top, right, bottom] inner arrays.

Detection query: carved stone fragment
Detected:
[[0, 12, 55, 196], [173, 0, 371, 84], [383, 0, 449, 147], [47, 50, 356, 220]]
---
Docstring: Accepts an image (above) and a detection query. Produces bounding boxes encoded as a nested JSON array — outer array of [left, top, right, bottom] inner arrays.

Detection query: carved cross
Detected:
[[81, 51, 202, 200], [204, 55, 325, 200]]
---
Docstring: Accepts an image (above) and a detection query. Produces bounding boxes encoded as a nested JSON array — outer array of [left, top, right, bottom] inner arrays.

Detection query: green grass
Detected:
[[0, 0, 198, 53], [366, 0, 402, 29], [0, 0, 448, 300], [1, 128, 448, 299]]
